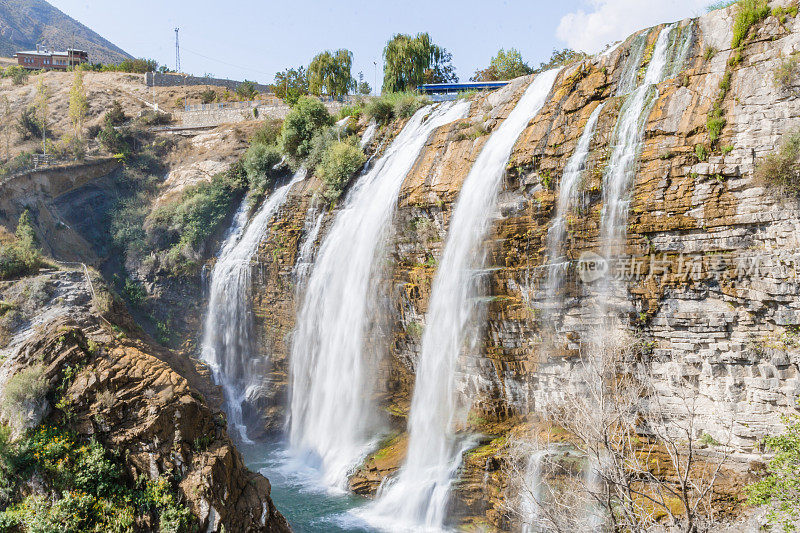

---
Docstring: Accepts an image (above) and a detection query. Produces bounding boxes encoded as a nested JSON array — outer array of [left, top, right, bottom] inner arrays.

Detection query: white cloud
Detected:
[[557, 0, 709, 53]]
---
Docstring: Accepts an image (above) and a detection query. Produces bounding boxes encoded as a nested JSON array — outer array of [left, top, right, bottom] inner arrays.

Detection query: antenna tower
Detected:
[[175, 28, 180, 72]]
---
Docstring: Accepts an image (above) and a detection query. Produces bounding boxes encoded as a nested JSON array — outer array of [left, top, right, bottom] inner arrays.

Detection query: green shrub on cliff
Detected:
[[774, 53, 800, 91], [243, 142, 283, 199], [306, 128, 338, 170], [0, 211, 43, 280], [110, 191, 149, 260], [316, 140, 366, 201], [366, 92, 429, 124], [337, 103, 364, 120], [746, 403, 800, 531], [0, 424, 192, 532], [755, 130, 800, 196], [146, 168, 246, 276], [0, 365, 48, 433], [732, 0, 770, 49], [279, 96, 333, 161], [250, 119, 283, 146]]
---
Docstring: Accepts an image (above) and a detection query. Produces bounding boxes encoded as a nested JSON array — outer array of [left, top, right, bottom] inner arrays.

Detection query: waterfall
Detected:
[[360, 121, 378, 148], [200, 169, 306, 442], [544, 102, 606, 308], [364, 69, 562, 532], [292, 204, 325, 288], [600, 24, 677, 261], [289, 101, 470, 488], [616, 32, 648, 96], [519, 450, 546, 533], [666, 21, 695, 80]]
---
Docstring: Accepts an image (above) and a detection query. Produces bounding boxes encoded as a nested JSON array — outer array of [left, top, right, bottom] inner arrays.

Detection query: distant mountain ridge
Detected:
[[0, 0, 131, 64]]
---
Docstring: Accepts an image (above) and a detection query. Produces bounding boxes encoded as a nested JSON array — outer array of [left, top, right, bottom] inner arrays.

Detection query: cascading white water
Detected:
[[364, 68, 562, 532], [292, 205, 325, 287], [519, 450, 547, 533], [544, 102, 606, 306], [666, 21, 695, 80], [200, 169, 306, 442], [289, 101, 470, 488], [600, 24, 676, 258], [616, 32, 648, 96], [360, 121, 378, 148]]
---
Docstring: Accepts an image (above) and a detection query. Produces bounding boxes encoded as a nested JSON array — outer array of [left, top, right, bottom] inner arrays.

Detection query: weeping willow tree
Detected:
[[382, 33, 457, 93], [308, 49, 355, 97]]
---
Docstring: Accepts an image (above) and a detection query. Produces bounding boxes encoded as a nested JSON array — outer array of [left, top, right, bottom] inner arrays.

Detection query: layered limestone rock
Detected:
[[241, 1, 800, 528]]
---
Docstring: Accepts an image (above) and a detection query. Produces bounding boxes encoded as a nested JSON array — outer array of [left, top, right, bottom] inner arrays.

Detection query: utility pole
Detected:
[[175, 27, 181, 73], [373, 61, 378, 96]]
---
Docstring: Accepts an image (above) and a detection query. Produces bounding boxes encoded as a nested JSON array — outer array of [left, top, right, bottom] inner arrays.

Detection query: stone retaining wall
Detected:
[[145, 71, 272, 93], [178, 100, 347, 128]]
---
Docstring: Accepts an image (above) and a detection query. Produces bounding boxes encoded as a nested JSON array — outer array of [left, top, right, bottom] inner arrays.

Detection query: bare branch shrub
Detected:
[[506, 325, 734, 532]]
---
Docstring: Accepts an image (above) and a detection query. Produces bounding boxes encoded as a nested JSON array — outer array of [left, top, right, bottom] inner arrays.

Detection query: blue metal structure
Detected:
[[418, 81, 510, 95]]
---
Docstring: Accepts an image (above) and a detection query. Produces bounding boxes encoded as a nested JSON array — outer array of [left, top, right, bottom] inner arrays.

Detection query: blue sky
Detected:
[[47, 0, 711, 88]]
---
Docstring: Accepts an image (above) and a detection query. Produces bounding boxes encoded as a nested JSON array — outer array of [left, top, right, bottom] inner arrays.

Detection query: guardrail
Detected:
[[184, 99, 279, 112], [31, 154, 63, 169], [183, 95, 361, 112]]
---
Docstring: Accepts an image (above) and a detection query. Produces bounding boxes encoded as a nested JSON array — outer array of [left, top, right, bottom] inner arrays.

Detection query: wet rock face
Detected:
[[0, 271, 290, 533]]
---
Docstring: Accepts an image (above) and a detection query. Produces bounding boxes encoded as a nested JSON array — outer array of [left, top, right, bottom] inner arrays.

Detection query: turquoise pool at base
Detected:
[[239, 441, 377, 533]]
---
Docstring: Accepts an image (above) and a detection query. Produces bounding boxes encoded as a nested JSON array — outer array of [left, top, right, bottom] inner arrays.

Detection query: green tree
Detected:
[[273, 67, 309, 105], [471, 48, 534, 81], [535, 48, 588, 73], [34, 80, 50, 155], [116, 58, 159, 74], [356, 71, 372, 95], [104, 100, 127, 127], [382, 33, 457, 93], [308, 49, 355, 97], [0, 96, 11, 161], [0, 209, 43, 279], [235, 80, 259, 100], [279, 96, 333, 160], [68, 71, 88, 138], [5, 66, 28, 85], [199, 89, 216, 104], [16, 210, 38, 252], [747, 404, 800, 531], [316, 140, 366, 201]]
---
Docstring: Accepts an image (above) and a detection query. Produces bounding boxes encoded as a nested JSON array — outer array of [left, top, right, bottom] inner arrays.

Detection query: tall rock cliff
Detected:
[[243, 1, 800, 529]]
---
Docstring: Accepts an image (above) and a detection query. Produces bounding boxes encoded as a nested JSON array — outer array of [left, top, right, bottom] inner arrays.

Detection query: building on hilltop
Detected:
[[14, 47, 89, 70]]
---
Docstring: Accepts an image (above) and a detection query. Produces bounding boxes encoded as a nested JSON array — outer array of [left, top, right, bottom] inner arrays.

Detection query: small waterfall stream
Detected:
[[616, 32, 648, 97], [200, 169, 306, 442], [289, 101, 470, 489], [600, 24, 675, 254], [598, 22, 691, 313], [293, 204, 325, 288], [363, 68, 562, 532], [519, 450, 547, 533], [544, 102, 606, 309]]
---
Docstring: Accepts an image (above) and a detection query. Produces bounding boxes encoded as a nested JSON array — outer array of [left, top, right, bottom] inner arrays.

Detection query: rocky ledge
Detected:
[[0, 269, 290, 532]]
